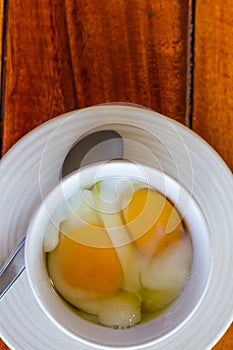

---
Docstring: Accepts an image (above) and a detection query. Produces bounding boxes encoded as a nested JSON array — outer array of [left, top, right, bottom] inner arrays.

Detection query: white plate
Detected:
[[0, 105, 233, 350]]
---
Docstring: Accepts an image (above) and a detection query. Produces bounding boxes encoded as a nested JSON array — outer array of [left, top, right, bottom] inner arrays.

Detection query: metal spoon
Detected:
[[0, 130, 123, 300]]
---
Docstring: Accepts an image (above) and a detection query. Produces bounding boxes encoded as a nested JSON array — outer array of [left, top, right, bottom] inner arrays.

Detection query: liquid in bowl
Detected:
[[43, 177, 193, 329]]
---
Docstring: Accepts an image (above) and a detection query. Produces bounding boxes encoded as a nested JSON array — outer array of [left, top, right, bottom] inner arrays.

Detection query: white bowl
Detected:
[[25, 161, 211, 349]]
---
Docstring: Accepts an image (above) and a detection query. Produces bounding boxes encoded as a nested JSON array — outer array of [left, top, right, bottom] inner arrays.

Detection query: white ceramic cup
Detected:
[[25, 160, 211, 349]]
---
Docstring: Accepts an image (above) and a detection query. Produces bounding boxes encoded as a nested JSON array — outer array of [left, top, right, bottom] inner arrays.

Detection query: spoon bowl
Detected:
[[0, 130, 123, 299]]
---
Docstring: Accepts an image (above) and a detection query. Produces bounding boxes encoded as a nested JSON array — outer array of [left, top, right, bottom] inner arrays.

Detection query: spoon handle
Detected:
[[0, 238, 25, 300]]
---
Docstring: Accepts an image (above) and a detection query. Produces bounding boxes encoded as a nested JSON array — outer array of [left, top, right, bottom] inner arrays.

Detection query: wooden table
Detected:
[[0, 1, 232, 349]]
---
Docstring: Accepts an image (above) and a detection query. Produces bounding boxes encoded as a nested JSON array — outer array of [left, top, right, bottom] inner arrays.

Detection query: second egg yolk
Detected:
[[123, 188, 185, 256]]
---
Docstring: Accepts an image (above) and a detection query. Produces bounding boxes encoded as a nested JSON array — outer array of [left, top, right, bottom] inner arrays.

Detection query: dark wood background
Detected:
[[0, 0, 232, 349]]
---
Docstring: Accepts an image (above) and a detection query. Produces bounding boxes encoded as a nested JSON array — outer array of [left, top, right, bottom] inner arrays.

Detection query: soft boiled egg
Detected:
[[47, 224, 124, 300], [46, 223, 141, 328], [123, 188, 186, 258], [44, 181, 193, 329]]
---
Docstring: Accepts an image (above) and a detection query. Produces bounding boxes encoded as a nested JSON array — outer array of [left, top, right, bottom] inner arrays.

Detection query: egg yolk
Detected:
[[123, 188, 185, 256], [48, 224, 124, 298]]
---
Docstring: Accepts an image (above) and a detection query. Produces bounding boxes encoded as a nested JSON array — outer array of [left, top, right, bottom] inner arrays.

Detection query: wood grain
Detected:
[[214, 324, 233, 350], [1, 0, 190, 154], [0, 341, 9, 350], [0, 3, 6, 350], [193, 0, 233, 171], [193, 1, 233, 348], [2, 0, 232, 349]]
